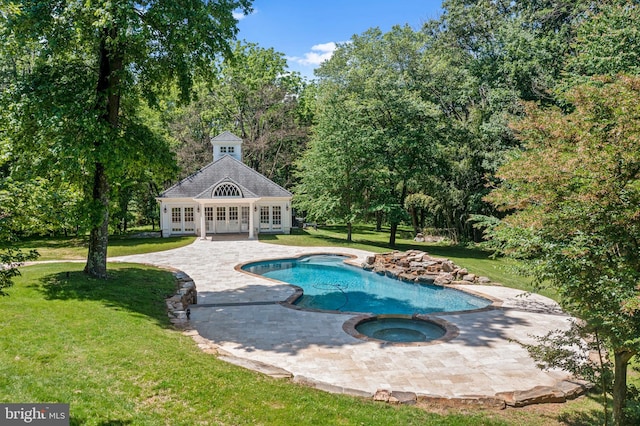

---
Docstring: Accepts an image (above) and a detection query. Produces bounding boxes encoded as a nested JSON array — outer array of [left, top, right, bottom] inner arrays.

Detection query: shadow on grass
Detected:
[[557, 410, 605, 426], [36, 267, 177, 328], [556, 392, 606, 425]]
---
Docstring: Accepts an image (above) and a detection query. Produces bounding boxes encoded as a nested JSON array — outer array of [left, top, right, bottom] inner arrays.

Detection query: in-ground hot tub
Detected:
[[343, 314, 459, 345]]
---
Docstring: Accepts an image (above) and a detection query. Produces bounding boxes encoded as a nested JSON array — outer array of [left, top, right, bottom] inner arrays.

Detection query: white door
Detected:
[[241, 206, 250, 232], [216, 206, 227, 233], [228, 206, 240, 232], [205, 207, 214, 232], [214, 206, 241, 233], [170, 207, 195, 234]]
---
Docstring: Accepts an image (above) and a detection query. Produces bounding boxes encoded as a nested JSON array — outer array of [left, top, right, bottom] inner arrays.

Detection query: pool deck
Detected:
[[114, 237, 585, 403]]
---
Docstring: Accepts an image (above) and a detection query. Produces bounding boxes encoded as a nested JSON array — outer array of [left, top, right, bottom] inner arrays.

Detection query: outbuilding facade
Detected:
[[158, 131, 292, 239]]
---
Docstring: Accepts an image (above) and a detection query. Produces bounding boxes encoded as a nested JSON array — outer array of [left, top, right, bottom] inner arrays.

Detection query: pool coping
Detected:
[[115, 240, 593, 409], [342, 314, 461, 347], [235, 252, 504, 320]]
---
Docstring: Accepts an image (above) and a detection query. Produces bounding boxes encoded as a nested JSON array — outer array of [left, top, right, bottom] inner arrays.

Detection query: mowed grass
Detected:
[[260, 224, 555, 299], [1, 263, 511, 425], [0, 235, 196, 260]]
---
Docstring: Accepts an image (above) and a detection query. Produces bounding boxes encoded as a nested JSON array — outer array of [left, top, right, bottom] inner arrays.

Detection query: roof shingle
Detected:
[[160, 155, 292, 199]]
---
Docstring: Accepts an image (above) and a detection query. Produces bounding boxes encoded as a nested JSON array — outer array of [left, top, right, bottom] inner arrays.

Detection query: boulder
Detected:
[[388, 391, 417, 405], [435, 273, 454, 286], [399, 272, 417, 282], [416, 274, 439, 284], [373, 389, 391, 402], [462, 274, 476, 283], [441, 261, 455, 273], [496, 386, 566, 407]]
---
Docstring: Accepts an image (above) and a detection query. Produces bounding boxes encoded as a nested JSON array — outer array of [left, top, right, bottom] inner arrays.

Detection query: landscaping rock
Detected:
[[389, 391, 417, 405], [434, 273, 454, 285], [462, 274, 476, 282], [373, 389, 391, 402], [165, 271, 197, 329], [496, 386, 566, 407], [364, 251, 500, 286]]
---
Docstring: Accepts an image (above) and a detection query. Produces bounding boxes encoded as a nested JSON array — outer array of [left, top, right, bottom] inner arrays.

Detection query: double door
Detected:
[[205, 206, 249, 233]]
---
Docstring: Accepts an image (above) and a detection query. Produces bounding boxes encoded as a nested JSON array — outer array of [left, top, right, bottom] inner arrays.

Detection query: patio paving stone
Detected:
[[114, 237, 583, 401]]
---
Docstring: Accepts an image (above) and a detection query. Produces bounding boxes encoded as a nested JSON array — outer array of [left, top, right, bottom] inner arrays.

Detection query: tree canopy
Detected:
[[1, 0, 252, 277], [486, 76, 640, 425]]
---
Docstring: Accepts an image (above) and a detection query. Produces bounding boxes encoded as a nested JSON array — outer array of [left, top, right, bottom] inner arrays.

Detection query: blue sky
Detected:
[[235, 1, 443, 80]]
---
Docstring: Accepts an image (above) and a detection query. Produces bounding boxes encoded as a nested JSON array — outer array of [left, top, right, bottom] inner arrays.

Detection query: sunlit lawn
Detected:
[[260, 224, 555, 299], [1, 224, 628, 424], [1, 263, 516, 425], [0, 235, 196, 260]]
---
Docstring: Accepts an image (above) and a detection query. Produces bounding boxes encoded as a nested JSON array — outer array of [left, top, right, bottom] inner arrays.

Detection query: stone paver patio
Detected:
[[115, 237, 584, 403]]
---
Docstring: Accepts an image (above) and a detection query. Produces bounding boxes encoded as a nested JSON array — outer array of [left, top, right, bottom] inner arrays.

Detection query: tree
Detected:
[[293, 89, 371, 242], [308, 26, 440, 245], [1, 0, 252, 278], [164, 41, 309, 187], [565, 1, 640, 81], [0, 179, 39, 296], [485, 76, 640, 425]]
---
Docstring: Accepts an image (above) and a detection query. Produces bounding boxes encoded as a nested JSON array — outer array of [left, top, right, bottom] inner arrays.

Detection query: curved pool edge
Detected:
[[237, 252, 505, 316], [343, 314, 461, 347]]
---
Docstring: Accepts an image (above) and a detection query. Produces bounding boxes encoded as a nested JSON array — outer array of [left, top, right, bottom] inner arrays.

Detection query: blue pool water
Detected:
[[242, 254, 491, 315]]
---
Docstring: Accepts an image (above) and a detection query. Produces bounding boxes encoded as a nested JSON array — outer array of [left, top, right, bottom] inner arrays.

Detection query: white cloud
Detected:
[[233, 8, 256, 21], [291, 42, 339, 66]]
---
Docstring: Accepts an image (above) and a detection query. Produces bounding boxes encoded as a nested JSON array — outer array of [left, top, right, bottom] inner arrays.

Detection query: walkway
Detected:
[[114, 238, 580, 401]]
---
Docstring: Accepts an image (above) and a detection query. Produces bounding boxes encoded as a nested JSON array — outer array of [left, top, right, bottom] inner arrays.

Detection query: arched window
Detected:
[[212, 183, 242, 198]]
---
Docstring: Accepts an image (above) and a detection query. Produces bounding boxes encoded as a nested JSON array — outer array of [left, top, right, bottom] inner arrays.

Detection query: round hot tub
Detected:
[[344, 315, 458, 346]]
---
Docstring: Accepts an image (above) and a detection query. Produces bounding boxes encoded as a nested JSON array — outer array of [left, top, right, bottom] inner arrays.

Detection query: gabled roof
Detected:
[[210, 131, 243, 143], [160, 155, 292, 199]]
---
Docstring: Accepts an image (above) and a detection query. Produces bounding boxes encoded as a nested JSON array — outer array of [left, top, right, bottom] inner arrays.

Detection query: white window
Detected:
[[241, 206, 249, 225], [213, 183, 242, 198], [217, 207, 226, 221], [171, 208, 181, 232], [220, 146, 227, 153], [260, 206, 270, 230], [205, 207, 214, 232], [272, 206, 282, 229], [228, 146, 235, 154], [184, 207, 194, 232], [229, 206, 238, 221], [205, 207, 214, 222]]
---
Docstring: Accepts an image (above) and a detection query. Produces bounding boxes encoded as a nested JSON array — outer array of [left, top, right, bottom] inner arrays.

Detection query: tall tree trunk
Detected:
[[389, 222, 397, 247], [346, 221, 352, 243], [410, 207, 419, 234], [376, 211, 383, 232], [612, 349, 634, 426], [85, 163, 110, 278], [84, 27, 122, 278]]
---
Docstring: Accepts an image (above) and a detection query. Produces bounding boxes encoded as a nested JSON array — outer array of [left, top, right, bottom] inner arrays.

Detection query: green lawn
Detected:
[[1, 263, 518, 425], [0, 226, 611, 424], [260, 224, 555, 299], [0, 235, 196, 260]]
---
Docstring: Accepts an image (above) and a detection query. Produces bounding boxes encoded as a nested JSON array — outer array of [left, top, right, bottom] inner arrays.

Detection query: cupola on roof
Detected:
[[211, 131, 243, 162]]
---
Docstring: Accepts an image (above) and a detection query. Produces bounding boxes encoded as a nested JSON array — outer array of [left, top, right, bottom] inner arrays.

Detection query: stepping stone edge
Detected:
[[165, 267, 592, 409]]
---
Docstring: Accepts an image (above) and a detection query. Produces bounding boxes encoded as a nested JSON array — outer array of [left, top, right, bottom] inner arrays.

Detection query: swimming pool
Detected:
[[241, 254, 491, 315]]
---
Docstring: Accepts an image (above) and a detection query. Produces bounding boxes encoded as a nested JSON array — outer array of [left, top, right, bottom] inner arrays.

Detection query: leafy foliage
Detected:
[[164, 41, 310, 188], [1, 0, 252, 277], [486, 75, 640, 425]]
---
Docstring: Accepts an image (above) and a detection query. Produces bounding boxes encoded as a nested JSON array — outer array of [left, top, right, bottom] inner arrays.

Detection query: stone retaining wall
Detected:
[[166, 270, 197, 328]]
